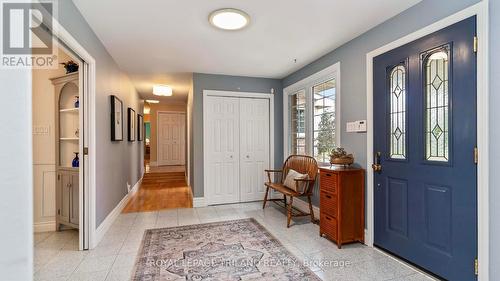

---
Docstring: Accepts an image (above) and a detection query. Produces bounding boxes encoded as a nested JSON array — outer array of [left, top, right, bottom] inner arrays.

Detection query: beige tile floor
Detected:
[[34, 202, 436, 281]]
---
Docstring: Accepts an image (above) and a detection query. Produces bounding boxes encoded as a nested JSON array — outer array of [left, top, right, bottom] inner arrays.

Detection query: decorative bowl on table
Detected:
[[329, 147, 354, 167]]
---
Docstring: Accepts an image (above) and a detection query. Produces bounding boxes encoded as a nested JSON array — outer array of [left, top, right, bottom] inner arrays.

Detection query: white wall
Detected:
[[0, 69, 33, 280]]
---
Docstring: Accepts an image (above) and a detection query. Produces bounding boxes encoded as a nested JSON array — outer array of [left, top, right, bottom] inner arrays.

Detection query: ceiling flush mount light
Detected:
[[209, 8, 250, 31], [145, 99, 160, 104], [153, 85, 172, 96]]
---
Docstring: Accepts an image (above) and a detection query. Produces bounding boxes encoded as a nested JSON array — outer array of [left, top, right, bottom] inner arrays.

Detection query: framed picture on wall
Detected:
[[128, 108, 136, 142], [110, 95, 123, 141], [137, 114, 144, 141]]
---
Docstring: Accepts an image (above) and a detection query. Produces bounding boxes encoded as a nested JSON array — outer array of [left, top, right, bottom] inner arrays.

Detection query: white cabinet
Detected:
[[204, 96, 270, 205], [56, 168, 79, 229]]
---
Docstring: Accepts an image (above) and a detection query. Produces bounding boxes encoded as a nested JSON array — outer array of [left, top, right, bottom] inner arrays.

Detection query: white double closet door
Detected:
[[205, 96, 270, 205]]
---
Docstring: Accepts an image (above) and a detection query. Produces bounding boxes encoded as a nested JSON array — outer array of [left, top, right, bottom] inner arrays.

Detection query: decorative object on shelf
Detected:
[[72, 152, 79, 168], [74, 129, 79, 138], [60, 60, 79, 74], [128, 108, 136, 142], [329, 147, 354, 167], [137, 114, 144, 141], [74, 96, 79, 108], [110, 95, 123, 141]]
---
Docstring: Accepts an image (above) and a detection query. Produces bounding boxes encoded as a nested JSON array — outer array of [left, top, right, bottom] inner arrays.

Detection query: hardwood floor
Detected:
[[123, 166, 192, 213]]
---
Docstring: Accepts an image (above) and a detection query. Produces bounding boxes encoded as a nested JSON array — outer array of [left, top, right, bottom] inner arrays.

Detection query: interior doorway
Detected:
[[157, 111, 186, 166], [32, 43, 88, 253]]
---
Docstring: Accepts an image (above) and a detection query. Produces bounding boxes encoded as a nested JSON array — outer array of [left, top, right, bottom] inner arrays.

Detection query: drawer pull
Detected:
[[326, 216, 332, 221], [325, 195, 332, 199], [325, 173, 332, 177]]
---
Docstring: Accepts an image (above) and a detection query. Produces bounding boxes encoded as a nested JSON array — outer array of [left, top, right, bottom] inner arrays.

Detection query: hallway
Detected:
[[123, 166, 192, 212]]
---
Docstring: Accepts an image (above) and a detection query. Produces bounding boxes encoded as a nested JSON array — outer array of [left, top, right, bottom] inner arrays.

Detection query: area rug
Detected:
[[132, 218, 321, 280]]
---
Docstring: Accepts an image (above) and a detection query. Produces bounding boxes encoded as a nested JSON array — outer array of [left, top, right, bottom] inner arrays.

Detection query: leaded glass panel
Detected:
[[389, 65, 406, 159], [424, 50, 449, 162]]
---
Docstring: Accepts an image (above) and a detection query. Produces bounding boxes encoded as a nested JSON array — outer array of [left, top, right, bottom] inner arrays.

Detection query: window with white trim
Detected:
[[284, 63, 340, 164], [289, 89, 306, 155]]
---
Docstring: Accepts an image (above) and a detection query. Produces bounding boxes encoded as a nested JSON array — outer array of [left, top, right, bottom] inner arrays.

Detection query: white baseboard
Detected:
[[193, 197, 207, 208], [129, 173, 143, 195], [92, 191, 130, 248], [34, 221, 56, 233], [149, 161, 157, 167]]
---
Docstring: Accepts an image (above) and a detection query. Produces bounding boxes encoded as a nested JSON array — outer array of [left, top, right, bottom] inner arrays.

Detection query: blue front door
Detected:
[[373, 16, 477, 281]]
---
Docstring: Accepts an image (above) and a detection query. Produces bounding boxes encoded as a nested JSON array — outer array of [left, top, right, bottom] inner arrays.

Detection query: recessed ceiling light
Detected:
[[145, 99, 160, 104], [209, 8, 250, 31], [153, 85, 172, 96]]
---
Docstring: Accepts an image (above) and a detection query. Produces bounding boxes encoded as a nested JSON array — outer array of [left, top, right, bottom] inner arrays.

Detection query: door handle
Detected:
[[371, 151, 382, 172], [246, 155, 250, 159]]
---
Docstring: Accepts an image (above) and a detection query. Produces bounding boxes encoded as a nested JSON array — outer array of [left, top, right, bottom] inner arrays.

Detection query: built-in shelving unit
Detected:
[[51, 72, 80, 230]]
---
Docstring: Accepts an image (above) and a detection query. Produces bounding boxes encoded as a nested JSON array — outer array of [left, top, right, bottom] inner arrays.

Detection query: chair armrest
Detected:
[[265, 169, 283, 173], [293, 178, 314, 182], [265, 169, 283, 183], [295, 178, 315, 195]]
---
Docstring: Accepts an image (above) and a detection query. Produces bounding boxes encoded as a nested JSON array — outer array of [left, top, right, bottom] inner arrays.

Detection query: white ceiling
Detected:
[[72, 0, 421, 101]]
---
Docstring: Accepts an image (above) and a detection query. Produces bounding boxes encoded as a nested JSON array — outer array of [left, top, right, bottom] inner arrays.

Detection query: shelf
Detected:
[[58, 166, 79, 172], [60, 137, 79, 141], [60, 108, 79, 113]]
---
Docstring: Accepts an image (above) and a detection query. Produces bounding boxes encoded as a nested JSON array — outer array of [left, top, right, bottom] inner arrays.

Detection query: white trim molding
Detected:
[[193, 197, 207, 208], [202, 90, 275, 206], [93, 193, 130, 248], [34, 221, 56, 233], [35, 2, 98, 251], [283, 62, 341, 162], [365, 2, 489, 280], [129, 173, 144, 196]]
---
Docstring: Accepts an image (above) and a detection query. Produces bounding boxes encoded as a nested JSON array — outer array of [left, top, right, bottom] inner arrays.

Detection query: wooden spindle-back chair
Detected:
[[263, 155, 318, 227]]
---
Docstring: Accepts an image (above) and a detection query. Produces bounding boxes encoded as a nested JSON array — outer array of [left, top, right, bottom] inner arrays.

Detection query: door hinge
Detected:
[[58, 174, 60, 180], [473, 36, 478, 53], [83, 147, 89, 155], [474, 147, 478, 164], [57, 209, 60, 215], [475, 258, 479, 275]]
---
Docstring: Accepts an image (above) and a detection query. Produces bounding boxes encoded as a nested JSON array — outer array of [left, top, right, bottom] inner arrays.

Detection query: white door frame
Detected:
[[365, 2, 489, 279], [203, 90, 275, 205], [38, 9, 97, 250], [156, 111, 186, 166]]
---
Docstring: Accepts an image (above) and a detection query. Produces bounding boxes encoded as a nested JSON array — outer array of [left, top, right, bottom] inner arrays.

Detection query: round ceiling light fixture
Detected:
[[209, 8, 250, 31]]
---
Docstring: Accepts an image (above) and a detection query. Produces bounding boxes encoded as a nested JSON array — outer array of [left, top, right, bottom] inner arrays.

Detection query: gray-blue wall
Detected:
[[489, 0, 499, 278], [191, 73, 282, 197], [58, 1, 143, 226], [283, 0, 480, 173], [284, 0, 500, 277]]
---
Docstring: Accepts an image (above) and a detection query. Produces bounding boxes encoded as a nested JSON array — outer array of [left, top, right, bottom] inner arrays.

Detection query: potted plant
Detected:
[[330, 147, 354, 167], [60, 60, 79, 74]]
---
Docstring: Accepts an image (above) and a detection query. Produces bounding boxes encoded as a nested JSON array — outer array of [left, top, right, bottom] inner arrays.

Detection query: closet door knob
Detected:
[[246, 155, 250, 158]]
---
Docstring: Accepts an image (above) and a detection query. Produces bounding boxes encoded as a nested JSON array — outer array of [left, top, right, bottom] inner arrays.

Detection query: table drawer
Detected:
[[320, 212, 338, 240], [320, 171, 337, 193], [320, 191, 337, 217]]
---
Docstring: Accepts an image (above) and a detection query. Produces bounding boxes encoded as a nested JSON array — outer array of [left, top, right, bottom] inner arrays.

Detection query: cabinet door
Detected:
[[57, 172, 70, 223], [69, 172, 79, 225]]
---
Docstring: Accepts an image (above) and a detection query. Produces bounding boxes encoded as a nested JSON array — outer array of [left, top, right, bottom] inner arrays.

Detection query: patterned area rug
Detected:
[[132, 218, 321, 280]]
